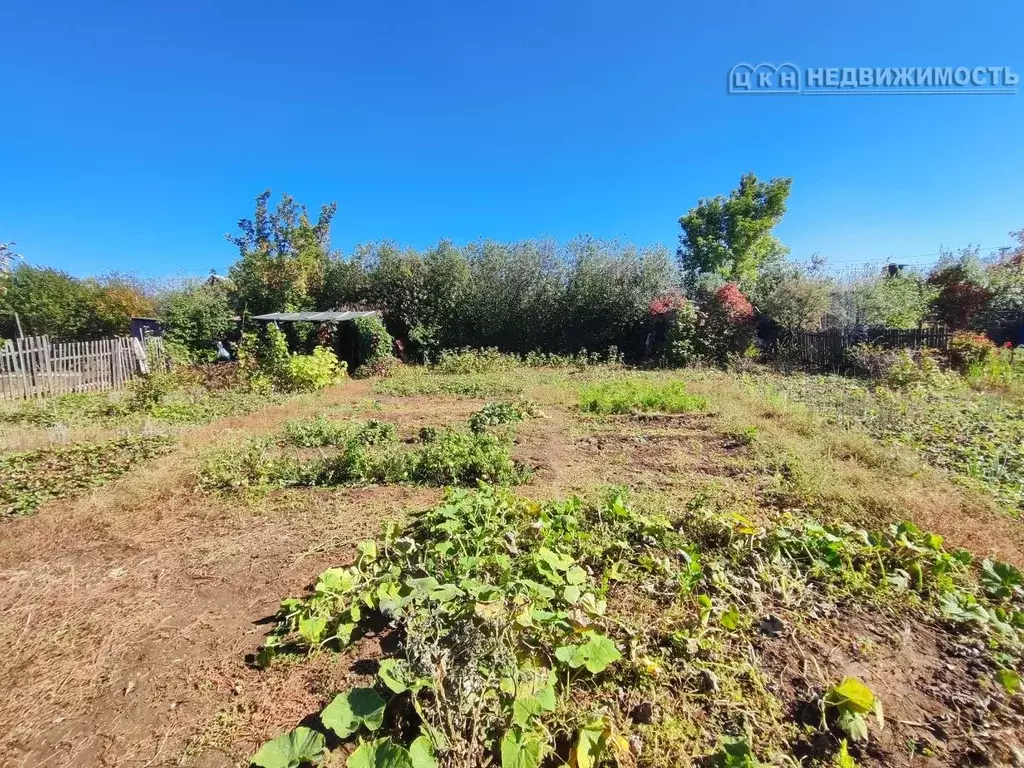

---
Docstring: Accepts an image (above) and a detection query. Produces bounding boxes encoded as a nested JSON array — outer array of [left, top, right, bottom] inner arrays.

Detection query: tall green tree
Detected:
[[0, 263, 93, 339], [227, 190, 336, 316], [0, 264, 155, 339], [678, 173, 792, 284]]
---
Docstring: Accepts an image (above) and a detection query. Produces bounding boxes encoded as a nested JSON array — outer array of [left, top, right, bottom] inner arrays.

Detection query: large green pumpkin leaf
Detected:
[[408, 735, 437, 768], [298, 614, 328, 644], [378, 659, 410, 693], [251, 726, 326, 768], [321, 688, 387, 739], [512, 696, 544, 727], [571, 720, 606, 768], [347, 738, 414, 768], [555, 634, 621, 674], [837, 710, 869, 742], [565, 565, 588, 585], [500, 729, 543, 768]]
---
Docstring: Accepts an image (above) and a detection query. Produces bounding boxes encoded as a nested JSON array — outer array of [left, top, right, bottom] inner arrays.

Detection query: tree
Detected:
[[157, 279, 235, 358], [85, 273, 156, 336], [0, 264, 156, 339], [227, 190, 336, 316], [927, 247, 992, 329], [678, 173, 792, 285], [849, 270, 934, 329], [755, 266, 833, 331], [0, 263, 93, 339], [558, 238, 677, 353], [975, 230, 1024, 338]]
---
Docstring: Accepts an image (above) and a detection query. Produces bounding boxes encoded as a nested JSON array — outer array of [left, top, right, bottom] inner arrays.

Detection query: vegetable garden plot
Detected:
[[248, 484, 1024, 768], [1, 435, 175, 516]]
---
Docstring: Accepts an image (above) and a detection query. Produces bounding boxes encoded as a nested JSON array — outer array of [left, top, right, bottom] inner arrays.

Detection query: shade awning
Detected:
[[250, 311, 380, 322]]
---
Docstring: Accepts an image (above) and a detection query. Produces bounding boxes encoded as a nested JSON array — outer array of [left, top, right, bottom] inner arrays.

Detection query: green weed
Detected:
[[253, 485, 692, 766], [0, 379, 278, 430], [1, 436, 175, 516], [245, 479, 1024, 768], [579, 379, 708, 415], [281, 415, 354, 448], [200, 419, 529, 492], [375, 372, 525, 398], [467, 400, 541, 434]]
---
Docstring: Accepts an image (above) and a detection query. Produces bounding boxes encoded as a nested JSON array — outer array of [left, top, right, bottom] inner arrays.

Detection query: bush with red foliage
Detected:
[[948, 331, 996, 371], [648, 289, 689, 318], [712, 283, 755, 325], [703, 283, 756, 362], [650, 283, 757, 366]]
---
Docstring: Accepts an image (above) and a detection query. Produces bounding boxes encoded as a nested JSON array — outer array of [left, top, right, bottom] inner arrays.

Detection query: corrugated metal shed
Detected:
[[250, 311, 380, 322]]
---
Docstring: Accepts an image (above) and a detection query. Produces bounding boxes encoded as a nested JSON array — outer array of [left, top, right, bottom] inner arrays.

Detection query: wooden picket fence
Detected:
[[787, 327, 953, 369], [0, 335, 169, 401]]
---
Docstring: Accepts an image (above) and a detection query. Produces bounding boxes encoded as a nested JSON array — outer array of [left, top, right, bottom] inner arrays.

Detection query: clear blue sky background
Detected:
[[1, 0, 1022, 279]]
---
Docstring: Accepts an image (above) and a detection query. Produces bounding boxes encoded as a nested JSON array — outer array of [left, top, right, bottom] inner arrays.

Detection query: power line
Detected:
[[796, 244, 1013, 269]]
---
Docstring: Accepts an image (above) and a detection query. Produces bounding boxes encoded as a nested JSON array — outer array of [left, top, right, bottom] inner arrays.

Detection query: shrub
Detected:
[[467, 400, 541, 434], [434, 347, 518, 375], [287, 347, 346, 392], [846, 343, 905, 379], [703, 283, 756, 362], [648, 288, 688, 318], [664, 299, 701, 367], [881, 349, 947, 390], [928, 253, 992, 329], [949, 331, 996, 372], [963, 345, 1020, 394], [237, 326, 290, 391], [238, 325, 344, 392], [520, 348, 623, 368], [656, 284, 754, 367], [157, 280, 234, 360], [353, 315, 395, 375]]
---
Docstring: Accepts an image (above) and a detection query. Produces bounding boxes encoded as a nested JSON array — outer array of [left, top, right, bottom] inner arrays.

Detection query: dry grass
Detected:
[[679, 372, 1024, 565]]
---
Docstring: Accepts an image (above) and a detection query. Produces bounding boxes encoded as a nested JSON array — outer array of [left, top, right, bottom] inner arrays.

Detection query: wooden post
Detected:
[[13, 337, 28, 399], [39, 336, 52, 397], [0, 341, 11, 401]]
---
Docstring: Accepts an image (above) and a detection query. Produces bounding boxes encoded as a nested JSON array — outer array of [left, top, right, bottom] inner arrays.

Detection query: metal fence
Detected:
[[0, 335, 168, 401], [786, 327, 953, 369]]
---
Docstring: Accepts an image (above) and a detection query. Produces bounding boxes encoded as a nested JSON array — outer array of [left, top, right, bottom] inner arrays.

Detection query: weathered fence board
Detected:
[[0, 335, 169, 401]]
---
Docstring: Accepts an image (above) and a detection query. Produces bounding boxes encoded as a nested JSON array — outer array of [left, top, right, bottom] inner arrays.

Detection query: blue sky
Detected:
[[1, 0, 1022, 279]]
